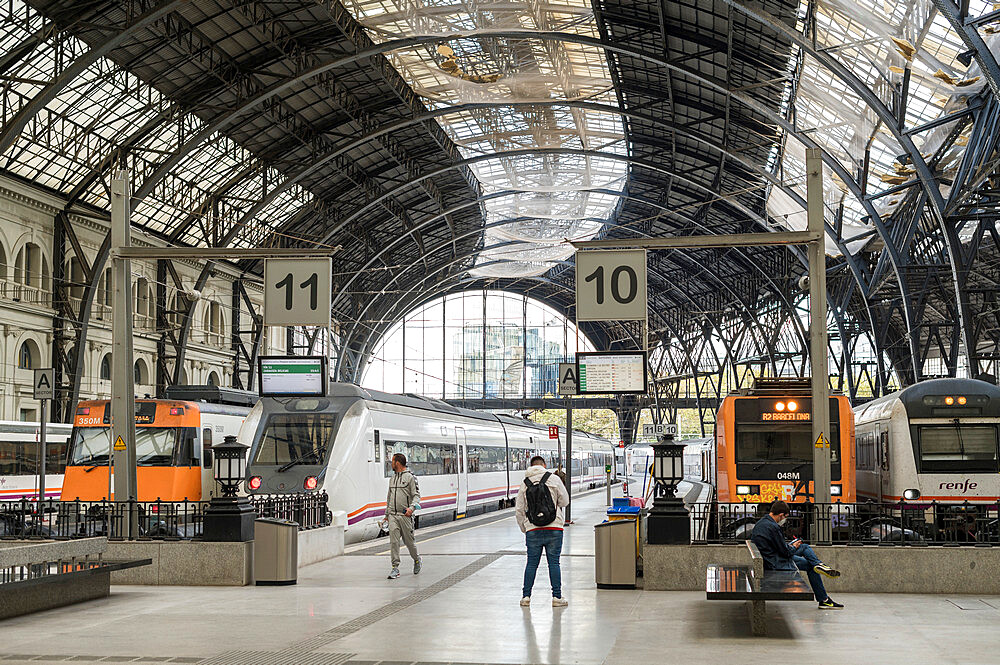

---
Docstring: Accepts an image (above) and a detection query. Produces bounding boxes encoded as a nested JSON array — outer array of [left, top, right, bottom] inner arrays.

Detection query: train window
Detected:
[[736, 423, 841, 464], [468, 446, 505, 472], [384, 441, 458, 476], [134, 427, 197, 466], [253, 414, 337, 467], [69, 427, 112, 467], [0, 441, 19, 474], [202, 428, 213, 469], [917, 425, 999, 473]]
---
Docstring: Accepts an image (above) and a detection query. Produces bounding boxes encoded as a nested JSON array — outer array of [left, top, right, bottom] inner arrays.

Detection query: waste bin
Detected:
[[254, 517, 298, 585], [594, 519, 637, 589]]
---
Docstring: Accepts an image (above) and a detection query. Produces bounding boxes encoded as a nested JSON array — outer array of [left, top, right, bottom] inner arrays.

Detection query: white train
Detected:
[[854, 377, 1000, 503], [0, 421, 71, 500], [239, 384, 615, 543]]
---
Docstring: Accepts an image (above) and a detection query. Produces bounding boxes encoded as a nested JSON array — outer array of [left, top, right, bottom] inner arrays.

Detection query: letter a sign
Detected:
[[33, 368, 54, 400], [558, 362, 578, 395]]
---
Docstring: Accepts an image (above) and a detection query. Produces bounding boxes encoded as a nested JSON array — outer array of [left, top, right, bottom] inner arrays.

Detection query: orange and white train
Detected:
[[61, 389, 252, 502], [715, 378, 856, 505], [240, 383, 614, 543]]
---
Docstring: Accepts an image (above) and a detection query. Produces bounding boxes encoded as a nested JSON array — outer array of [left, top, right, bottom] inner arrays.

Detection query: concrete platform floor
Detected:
[[1, 483, 998, 664]]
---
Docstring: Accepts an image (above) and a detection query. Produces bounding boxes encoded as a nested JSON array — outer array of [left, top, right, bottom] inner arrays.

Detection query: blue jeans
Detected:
[[523, 529, 563, 598], [792, 543, 828, 602]]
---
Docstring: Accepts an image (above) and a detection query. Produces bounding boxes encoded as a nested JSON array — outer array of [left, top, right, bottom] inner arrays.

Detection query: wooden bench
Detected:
[[706, 541, 813, 635], [0, 538, 152, 619]]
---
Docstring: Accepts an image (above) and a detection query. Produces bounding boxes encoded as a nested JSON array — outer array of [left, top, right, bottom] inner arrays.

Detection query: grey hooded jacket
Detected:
[[387, 469, 421, 515]]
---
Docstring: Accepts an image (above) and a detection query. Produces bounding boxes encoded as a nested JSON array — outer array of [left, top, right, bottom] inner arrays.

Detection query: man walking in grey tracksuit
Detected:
[[386, 452, 421, 579]]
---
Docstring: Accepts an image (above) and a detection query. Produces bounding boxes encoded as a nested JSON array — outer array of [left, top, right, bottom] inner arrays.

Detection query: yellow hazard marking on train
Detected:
[[814, 433, 830, 448], [113, 435, 126, 451]]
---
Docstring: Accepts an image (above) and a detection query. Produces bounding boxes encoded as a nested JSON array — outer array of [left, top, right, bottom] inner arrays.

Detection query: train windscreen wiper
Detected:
[[277, 447, 325, 472]]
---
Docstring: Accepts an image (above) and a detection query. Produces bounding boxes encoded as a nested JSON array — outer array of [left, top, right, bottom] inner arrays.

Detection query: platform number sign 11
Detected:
[[575, 249, 647, 321], [264, 257, 332, 328]]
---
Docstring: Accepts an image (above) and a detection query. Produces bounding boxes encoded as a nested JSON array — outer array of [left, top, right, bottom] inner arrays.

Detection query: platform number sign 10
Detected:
[[264, 257, 332, 328], [575, 249, 647, 321]]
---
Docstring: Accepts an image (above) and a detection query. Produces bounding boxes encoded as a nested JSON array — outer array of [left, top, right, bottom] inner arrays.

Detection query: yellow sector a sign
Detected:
[[113, 435, 126, 451]]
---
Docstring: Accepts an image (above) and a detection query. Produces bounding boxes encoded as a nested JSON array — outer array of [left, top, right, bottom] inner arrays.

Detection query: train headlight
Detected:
[[304, 476, 319, 491], [775, 402, 786, 412], [958, 396, 967, 405], [945, 396, 955, 406], [787, 401, 798, 412], [737, 485, 751, 495], [248, 476, 262, 491], [903, 488, 921, 501], [830, 484, 842, 496]]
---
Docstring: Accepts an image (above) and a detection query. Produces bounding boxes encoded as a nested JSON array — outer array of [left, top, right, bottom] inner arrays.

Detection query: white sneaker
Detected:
[[520, 596, 531, 606], [552, 597, 568, 607]]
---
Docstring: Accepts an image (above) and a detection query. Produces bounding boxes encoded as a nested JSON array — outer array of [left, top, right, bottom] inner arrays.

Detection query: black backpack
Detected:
[[524, 472, 557, 527]]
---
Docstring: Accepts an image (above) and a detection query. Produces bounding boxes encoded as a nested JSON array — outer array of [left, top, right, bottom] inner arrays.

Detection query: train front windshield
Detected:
[[737, 424, 841, 465], [917, 424, 999, 472], [252, 413, 337, 466], [69, 427, 198, 466]]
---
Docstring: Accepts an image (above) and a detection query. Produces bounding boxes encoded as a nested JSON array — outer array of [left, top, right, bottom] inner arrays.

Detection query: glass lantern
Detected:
[[213, 435, 249, 498]]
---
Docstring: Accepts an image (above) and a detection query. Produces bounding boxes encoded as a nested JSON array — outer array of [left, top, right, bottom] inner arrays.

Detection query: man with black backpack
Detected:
[[515, 455, 571, 607]]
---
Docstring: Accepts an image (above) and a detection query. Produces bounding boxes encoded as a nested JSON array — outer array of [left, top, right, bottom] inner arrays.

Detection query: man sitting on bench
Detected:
[[750, 500, 844, 609]]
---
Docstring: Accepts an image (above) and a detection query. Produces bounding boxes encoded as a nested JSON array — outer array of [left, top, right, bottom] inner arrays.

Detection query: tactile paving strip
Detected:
[[293, 553, 503, 651]]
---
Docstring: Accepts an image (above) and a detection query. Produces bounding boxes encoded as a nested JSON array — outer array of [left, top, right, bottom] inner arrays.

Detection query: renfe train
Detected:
[[853, 377, 1000, 503], [0, 421, 72, 500], [715, 377, 856, 504], [240, 383, 614, 543], [61, 387, 252, 501]]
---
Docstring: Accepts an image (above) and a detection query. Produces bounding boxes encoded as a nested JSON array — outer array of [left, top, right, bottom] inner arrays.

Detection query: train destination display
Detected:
[[258, 356, 328, 396], [576, 352, 648, 394]]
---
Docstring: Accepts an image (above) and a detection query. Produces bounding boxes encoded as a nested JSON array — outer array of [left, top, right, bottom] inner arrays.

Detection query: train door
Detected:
[[455, 427, 468, 515], [879, 430, 890, 501]]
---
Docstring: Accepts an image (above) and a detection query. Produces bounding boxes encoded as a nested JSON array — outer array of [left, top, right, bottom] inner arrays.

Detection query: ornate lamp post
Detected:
[[203, 435, 256, 542], [646, 428, 690, 544]]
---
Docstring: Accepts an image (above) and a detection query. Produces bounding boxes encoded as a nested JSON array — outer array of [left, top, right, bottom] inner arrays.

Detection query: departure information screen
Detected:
[[258, 356, 327, 397], [576, 352, 648, 394]]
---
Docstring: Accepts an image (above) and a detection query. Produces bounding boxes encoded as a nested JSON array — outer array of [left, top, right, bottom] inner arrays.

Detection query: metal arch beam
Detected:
[[34, 22, 906, 372], [213, 98, 866, 289], [111, 28, 892, 248], [0, 0, 187, 156], [720, 0, 975, 377], [327, 185, 810, 350], [338, 221, 803, 388], [931, 0, 1000, 100]]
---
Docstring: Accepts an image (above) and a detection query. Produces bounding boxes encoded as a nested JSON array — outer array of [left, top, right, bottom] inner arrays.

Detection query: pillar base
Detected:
[[646, 498, 690, 545], [202, 497, 256, 542]]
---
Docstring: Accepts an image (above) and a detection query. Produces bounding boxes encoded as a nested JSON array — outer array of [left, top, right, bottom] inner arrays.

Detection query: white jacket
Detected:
[[515, 465, 571, 533]]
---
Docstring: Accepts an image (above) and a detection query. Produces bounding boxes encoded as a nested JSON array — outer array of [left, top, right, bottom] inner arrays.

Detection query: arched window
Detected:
[[100, 354, 112, 381], [204, 301, 224, 343], [134, 277, 152, 328], [134, 359, 149, 385], [0, 242, 7, 284], [13, 243, 49, 303], [65, 255, 85, 301], [17, 340, 39, 370], [207, 371, 220, 387]]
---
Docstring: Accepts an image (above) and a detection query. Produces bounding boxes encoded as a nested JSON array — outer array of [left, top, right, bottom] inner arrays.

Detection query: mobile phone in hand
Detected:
[[790, 538, 802, 547]]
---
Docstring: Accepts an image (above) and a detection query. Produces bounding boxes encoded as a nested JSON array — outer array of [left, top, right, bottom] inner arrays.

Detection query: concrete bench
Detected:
[[0, 538, 151, 619], [706, 541, 813, 635]]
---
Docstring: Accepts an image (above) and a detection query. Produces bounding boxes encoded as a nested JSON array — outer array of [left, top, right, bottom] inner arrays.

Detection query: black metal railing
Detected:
[[689, 501, 1000, 545], [250, 492, 333, 531], [0, 492, 332, 541]]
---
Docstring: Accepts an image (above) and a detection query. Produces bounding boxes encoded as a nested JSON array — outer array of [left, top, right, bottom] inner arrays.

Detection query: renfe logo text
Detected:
[[939, 479, 979, 493]]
